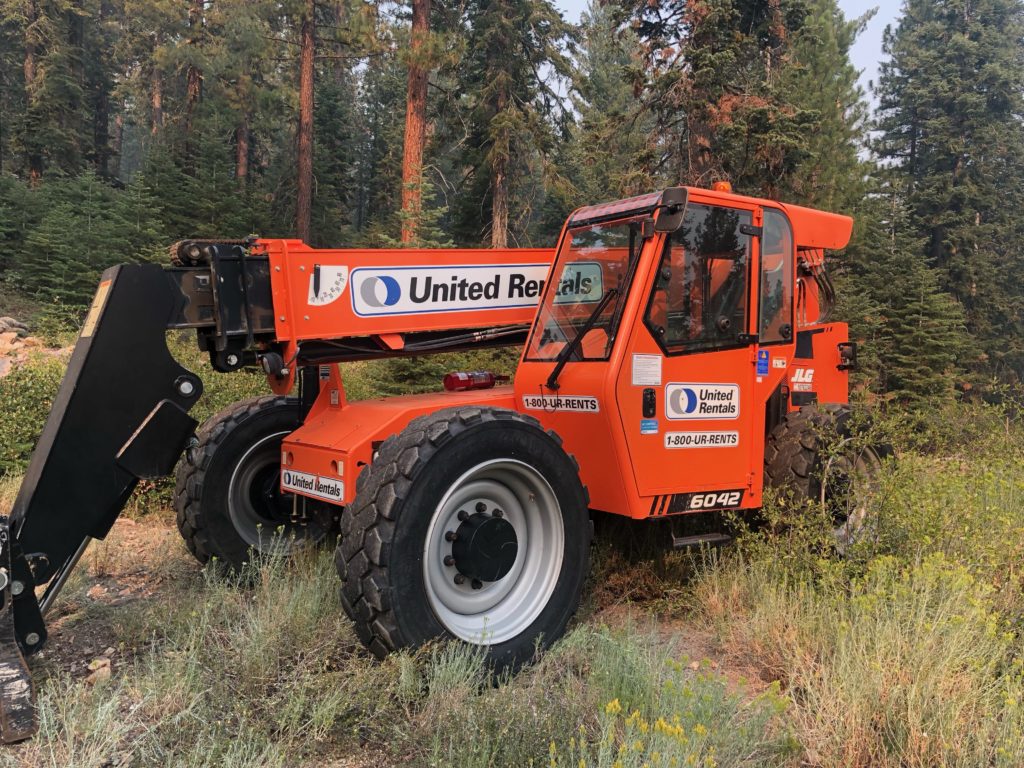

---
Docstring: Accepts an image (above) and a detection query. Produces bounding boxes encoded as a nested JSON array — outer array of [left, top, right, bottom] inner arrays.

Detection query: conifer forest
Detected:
[[3, 0, 1022, 403]]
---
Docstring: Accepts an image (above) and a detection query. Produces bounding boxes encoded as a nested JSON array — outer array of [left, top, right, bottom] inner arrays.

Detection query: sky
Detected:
[[553, 0, 903, 101]]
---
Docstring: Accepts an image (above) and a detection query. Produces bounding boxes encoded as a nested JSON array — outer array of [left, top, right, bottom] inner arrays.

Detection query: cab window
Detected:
[[645, 204, 752, 354], [759, 209, 794, 343]]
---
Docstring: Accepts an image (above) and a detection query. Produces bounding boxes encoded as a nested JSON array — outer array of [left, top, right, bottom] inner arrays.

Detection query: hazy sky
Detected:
[[554, 1, 903, 99]]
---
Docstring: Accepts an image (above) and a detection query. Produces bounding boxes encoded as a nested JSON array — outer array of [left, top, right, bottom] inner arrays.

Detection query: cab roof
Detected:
[[567, 187, 853, 252]]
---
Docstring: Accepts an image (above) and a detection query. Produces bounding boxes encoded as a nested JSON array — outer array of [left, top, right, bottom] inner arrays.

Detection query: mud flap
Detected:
[[0, 520, 34, 743]]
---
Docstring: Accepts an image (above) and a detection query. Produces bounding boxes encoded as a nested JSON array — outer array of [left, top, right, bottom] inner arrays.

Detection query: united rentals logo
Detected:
[[351, 264, 551, 317], [281, 469, 344, 503], [665, 383, 740, 420]]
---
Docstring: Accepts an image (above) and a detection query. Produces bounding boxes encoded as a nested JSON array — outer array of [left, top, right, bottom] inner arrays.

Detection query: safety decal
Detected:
[[631, 353, 662, 386], [773, 357, 787, 369], [350, 264, 551, 316], [81, 280, 112, 338], [664, 431, 739, 449], [664, 383, 740, 420], [308, 265, 349, 306], [756, 350, 770, 376], [640, 419, 659, 435], [281, 469, 344, 503], [521, 394, 600, 413]]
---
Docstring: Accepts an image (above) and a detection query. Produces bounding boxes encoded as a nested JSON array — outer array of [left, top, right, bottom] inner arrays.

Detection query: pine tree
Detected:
[[565, 0, 654, 204], [778, 0, 871, 211], [449, 0, 574, 247], [626, 0, 813, 196], [875, 0, 1024, 381], [837, 180, 966, 406], [9, 172, 165, 303]]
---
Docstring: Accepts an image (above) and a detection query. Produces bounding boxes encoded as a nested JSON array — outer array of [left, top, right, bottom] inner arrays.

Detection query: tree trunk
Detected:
[[110, 112, 123, 179], [491, 162, 508, 248], [151, 67, 164, 135], [185, 0, 204, 146], [24, 0, 42, 185], [236, 118, 249, 188], [296, 0, 315, 243], [400, 0, 431, 244], [490, 83, 509, 249]]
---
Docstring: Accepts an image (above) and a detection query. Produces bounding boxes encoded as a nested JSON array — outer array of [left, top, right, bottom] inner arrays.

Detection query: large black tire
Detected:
[[336, 406, 591, 669], [764, 403, 887, 549], [174, 396, 334, 569]]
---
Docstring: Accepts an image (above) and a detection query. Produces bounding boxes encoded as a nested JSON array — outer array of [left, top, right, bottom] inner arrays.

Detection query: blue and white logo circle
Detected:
[[359, 275, 402, 308], [668, 386, 699, 415], [665, 383, 740, 420]]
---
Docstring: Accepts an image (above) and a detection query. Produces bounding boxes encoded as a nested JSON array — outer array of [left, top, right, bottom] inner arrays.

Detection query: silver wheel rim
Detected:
[[228, 430, 314, 555], [423, 459, 565, 645], [822, 441, 882, 551]]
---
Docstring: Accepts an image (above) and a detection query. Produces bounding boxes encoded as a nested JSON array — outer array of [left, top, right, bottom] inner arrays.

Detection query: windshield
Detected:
[[525, 217, 644, 361]]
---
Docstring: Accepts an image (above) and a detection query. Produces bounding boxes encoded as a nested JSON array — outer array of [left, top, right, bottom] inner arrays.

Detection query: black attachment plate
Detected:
[[11, 265, 204, 590]]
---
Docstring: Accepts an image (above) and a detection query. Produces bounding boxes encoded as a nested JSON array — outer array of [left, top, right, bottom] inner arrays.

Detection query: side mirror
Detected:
[[654, 187, 688, 233]]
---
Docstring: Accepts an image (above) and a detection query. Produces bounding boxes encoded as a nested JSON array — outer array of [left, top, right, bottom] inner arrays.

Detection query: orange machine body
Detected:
[[272, 186, 853, 520]]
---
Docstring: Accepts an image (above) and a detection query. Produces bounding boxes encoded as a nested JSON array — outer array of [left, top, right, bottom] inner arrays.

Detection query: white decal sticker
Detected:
[[308, 265, 349, 306], [521, 394, 600, 413], [791, 368, 815, 392], [631, 353, 663, 386], [665, 383, 740, 420], [664, 431, 739, 449], [772, 357, 787, 369], [685, 490, 743, 509], [553, 261, 603, 304], [281, 470, 345, 503], [350, 263, 549, 317]]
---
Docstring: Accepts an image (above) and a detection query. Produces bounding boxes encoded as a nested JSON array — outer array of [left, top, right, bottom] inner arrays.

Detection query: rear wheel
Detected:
[[175, 396, 335, 569], [764, 404, 887, 551], [336, 406, 590, 669]]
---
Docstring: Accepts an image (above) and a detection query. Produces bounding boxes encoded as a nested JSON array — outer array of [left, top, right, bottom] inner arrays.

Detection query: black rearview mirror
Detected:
[[654, 187, 688, 233]]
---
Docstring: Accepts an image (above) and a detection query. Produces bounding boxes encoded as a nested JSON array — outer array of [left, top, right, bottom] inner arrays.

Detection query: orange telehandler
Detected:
[[0, 185, 879, 741]]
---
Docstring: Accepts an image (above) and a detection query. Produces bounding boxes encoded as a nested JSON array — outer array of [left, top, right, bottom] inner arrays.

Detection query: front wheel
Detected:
[[174, 396, 335, 569], [336, 406, 590, 669]]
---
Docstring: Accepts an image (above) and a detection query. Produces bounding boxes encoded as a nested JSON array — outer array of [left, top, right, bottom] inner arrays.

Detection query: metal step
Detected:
[[670, 532, 733, 550]]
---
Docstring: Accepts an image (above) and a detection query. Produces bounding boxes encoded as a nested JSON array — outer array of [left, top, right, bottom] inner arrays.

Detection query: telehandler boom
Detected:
[[0, 185, 873, 741]]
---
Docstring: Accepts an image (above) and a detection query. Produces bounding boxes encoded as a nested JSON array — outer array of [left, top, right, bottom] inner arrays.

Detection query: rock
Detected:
[[0, 331, 18, 352], [0, 359, 9, 378], [0, 318, 28, 337], [85, 657, 111, 685]]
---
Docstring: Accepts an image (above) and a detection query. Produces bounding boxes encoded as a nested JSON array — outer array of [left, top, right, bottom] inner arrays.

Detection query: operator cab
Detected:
[[515, 186, 850, 520]]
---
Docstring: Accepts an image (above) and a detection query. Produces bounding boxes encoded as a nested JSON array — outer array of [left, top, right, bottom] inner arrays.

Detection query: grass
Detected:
[[1, 545, 796, 768]]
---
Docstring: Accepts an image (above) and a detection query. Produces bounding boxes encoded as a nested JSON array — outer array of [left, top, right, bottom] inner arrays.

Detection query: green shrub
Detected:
[[0, 353, 65, 475]]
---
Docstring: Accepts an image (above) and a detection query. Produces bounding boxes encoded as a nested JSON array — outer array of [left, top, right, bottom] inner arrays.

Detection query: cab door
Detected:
[[615, 200, 762, 515]]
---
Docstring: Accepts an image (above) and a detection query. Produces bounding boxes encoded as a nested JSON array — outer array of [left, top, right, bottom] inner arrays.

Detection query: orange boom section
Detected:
[[261, 240, 555, 342]]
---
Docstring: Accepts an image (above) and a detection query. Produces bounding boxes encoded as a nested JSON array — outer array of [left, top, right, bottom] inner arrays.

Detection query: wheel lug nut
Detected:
[[457, 510, 469, 522], [471, 579, 483, 590], [475, 502, 487, 513], [445, 531, 458, 542], [444, 555, 455, 567], [454, 574, 466, 585], [492, 509, 503, 518]]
